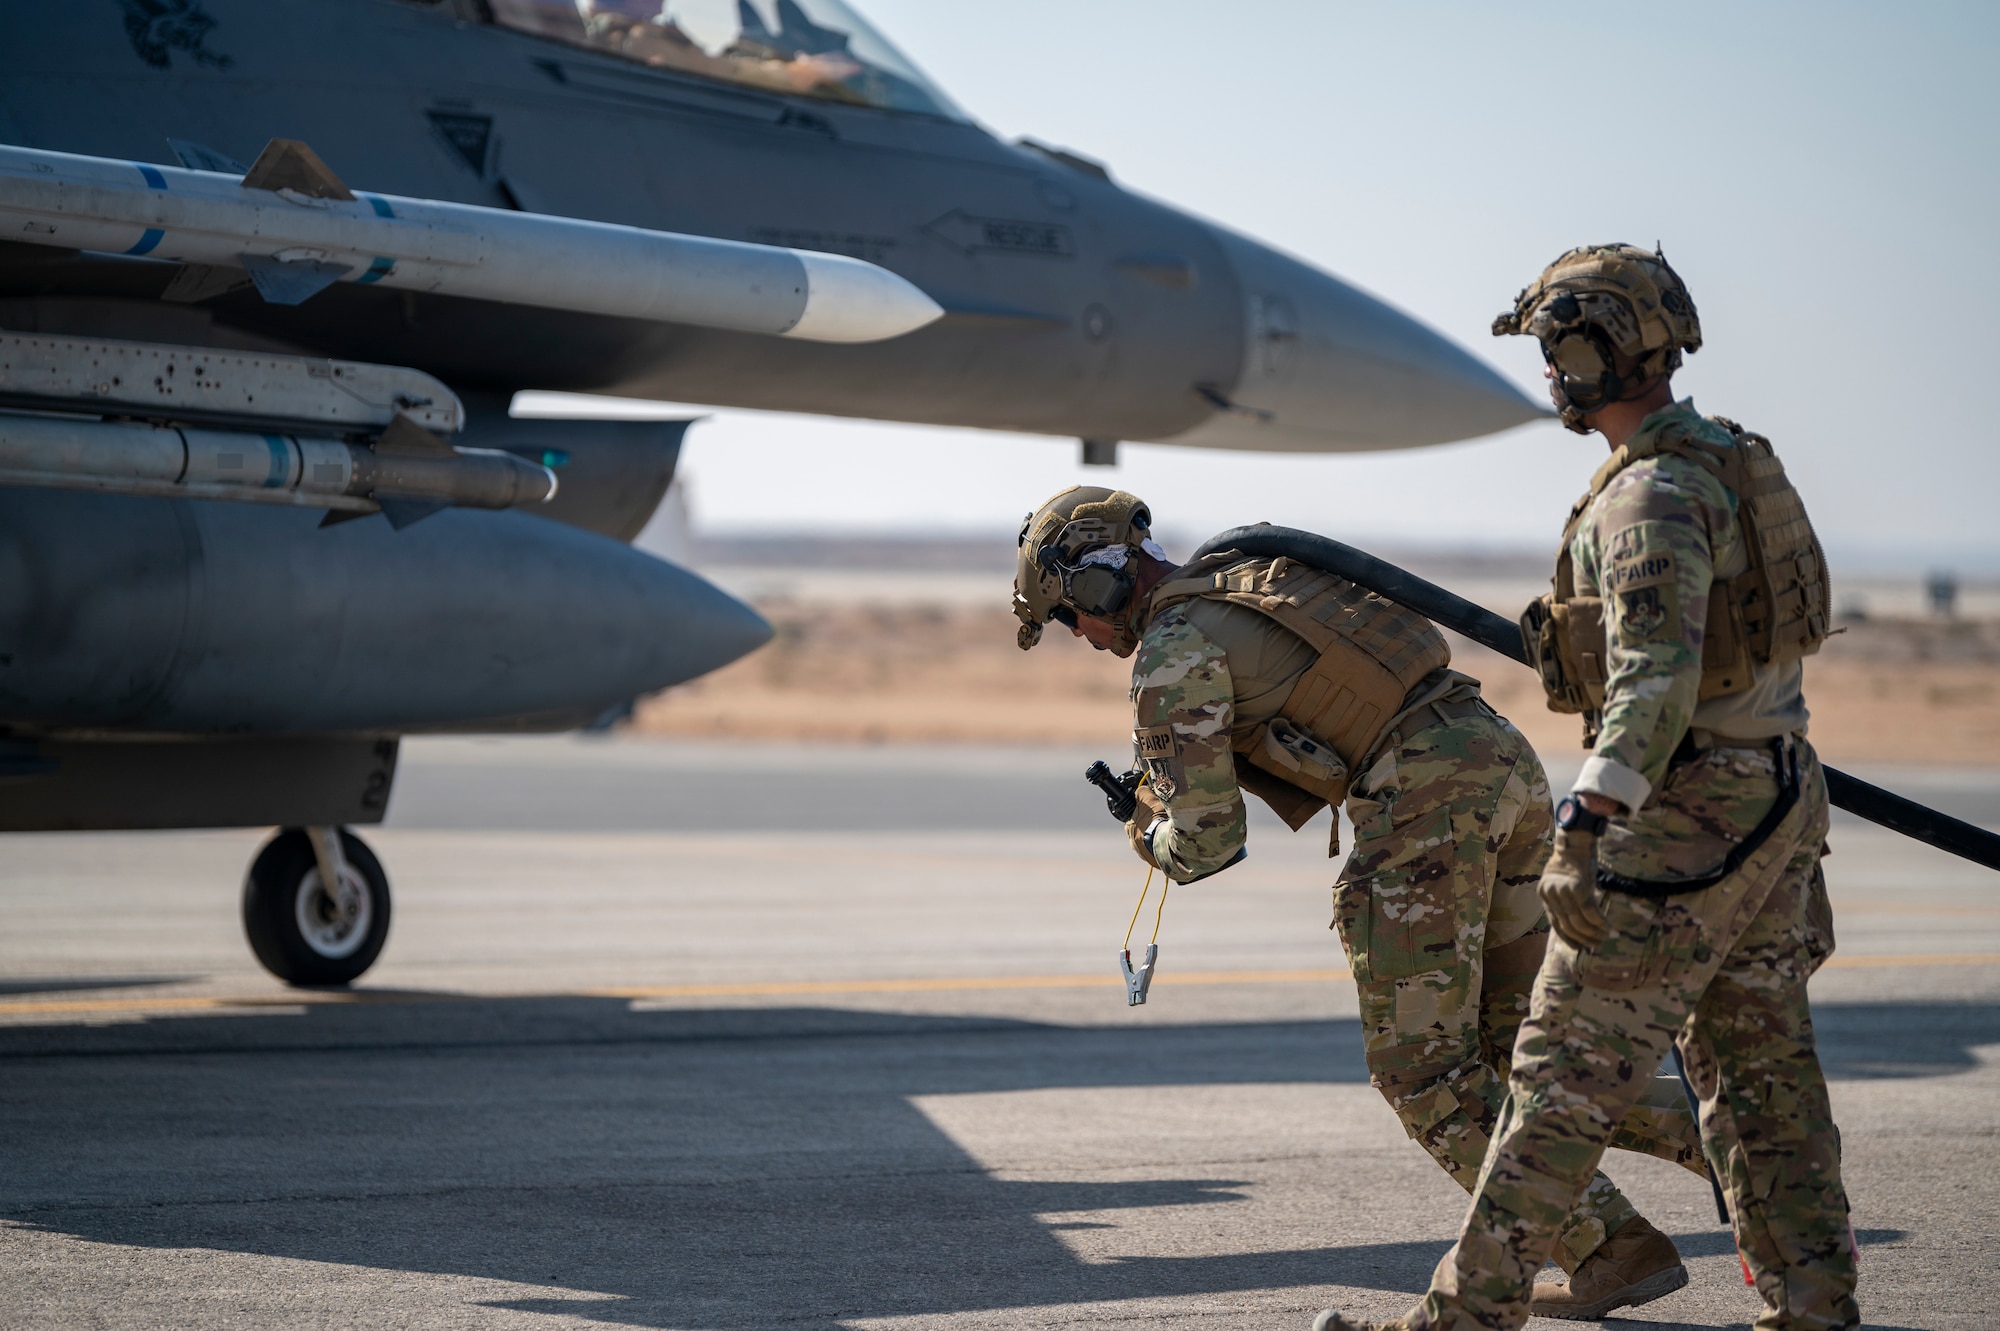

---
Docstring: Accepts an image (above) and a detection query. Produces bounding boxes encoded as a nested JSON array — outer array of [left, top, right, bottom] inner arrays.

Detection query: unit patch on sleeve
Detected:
[[1607, 546, 1681, 643], [1135, 723, 1181, 803], [1606, 547, 1677, 594]]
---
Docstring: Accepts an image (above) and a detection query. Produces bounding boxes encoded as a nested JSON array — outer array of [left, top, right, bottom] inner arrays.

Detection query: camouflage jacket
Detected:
[[1569, 399, 1804, 810], [1128, 601, 1247, 882]]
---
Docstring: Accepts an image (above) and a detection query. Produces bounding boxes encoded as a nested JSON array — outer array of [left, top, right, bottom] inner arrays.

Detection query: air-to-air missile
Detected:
[[0, 139, 944, 344], [0, 330, 554, 523], [0, 134, 946, 520]]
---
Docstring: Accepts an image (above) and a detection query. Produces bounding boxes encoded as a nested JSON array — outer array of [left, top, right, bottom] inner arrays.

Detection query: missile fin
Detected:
[[240, 254, 351, 306], [372, 412, 458, 457], [240, 139, 355, 201], [161, 262, 253, 304], [318, 507, 373, 529], [377, 497, 446, 530]]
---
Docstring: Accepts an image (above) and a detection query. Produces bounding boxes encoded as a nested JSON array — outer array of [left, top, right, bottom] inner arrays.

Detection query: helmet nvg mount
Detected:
[[1013, 486, 1157, 651], [1492, 243, 1702, 433]]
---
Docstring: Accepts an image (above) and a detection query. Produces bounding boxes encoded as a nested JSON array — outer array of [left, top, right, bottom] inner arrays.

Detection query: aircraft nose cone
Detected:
[[1157, 225, 1546, 452]]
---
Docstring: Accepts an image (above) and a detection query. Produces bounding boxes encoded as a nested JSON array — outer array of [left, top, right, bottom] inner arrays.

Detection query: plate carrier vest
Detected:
[[1147, 553, 1450, 829], [1521, 415, 1831, 716]]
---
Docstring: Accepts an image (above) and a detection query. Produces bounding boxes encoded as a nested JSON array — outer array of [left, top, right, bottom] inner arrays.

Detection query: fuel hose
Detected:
[[1189, 525, 2000, 874]]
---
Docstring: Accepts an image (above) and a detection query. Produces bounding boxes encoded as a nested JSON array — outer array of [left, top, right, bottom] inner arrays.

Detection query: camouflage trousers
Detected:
[[1333, 707, 1705, 1272], [1409, 738, 1857, 1331]]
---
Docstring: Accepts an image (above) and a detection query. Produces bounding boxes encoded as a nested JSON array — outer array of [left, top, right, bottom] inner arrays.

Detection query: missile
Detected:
[[0, 411, 555, 525], [0, 329, 546, 526], [0, 139, 944, 343]]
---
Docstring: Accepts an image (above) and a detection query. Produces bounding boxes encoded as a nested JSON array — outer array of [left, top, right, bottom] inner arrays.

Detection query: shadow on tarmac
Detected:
[[0, 997, 1987, 1329]]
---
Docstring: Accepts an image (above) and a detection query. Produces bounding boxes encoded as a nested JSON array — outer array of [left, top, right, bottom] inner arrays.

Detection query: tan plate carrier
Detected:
[[1522, 416, 1831, 715], [1148, 553, 1450, 831]]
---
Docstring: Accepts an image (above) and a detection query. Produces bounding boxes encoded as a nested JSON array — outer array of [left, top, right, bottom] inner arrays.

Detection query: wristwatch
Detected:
[[1554, 795, 1609, 835]]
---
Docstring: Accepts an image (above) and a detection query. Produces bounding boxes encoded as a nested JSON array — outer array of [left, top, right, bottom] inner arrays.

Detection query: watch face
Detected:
[[1556, 796, 1607, 832]]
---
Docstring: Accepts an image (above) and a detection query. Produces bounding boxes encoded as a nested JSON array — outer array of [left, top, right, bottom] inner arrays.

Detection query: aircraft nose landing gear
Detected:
[[242, 826, 392, 986]]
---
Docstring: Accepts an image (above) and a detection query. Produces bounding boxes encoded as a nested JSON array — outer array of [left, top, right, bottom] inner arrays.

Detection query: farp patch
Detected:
[[1135, 723, 1181, 802], [1608, 546, 1680, 643]]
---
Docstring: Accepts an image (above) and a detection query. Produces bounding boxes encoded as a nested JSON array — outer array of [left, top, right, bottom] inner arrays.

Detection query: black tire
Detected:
[[242, 828, 391, 987]]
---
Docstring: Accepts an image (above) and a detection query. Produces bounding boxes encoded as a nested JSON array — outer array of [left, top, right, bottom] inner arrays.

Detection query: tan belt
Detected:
[[1676, 728, 1798, 771]]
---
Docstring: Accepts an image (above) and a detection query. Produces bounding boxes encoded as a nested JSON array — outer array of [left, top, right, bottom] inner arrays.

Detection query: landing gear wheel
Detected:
[[242, 828, 391, 987]]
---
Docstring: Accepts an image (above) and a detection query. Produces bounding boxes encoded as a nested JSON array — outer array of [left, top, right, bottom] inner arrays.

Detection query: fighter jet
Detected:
[[0, 0, 1542, 986]]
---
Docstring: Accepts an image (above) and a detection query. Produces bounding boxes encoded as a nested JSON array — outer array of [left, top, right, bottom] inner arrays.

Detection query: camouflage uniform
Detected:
[[1128, 597, 1705, 1272], [1403, 401, 1857, 1331]]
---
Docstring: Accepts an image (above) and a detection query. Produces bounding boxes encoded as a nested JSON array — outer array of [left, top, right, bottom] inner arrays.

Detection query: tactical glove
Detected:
[[1125, 782, 1166, 868], [1540, 804, 1611, 948]]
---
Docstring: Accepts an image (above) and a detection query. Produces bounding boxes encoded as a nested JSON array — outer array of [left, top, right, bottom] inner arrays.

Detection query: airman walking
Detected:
[[1314, 245, 1855, 1331]]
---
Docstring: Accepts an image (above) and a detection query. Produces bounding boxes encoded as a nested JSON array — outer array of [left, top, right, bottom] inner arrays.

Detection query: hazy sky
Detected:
[[534, 1, 1999, 571]]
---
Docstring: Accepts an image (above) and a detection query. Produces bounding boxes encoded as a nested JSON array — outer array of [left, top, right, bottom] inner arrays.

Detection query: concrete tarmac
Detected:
[[3, 736, 1998, 1330]]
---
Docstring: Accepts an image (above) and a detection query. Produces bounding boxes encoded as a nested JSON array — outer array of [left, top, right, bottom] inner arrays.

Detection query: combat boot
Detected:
[[1529, 1214, 1688, 1320], [1309, 1311, 1412, 1331]]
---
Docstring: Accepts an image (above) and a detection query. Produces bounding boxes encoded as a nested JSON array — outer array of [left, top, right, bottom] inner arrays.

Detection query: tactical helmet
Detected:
[[1493, 244, 1702, 433], [1012, 486, 1156, 651]]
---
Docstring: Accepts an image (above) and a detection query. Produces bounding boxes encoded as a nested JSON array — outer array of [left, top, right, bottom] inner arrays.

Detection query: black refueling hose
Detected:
[[1189, 525, 2000, 874]]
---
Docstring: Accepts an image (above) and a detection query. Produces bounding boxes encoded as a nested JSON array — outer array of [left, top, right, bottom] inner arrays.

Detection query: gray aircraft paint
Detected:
[[0, 0, 1537, 848], [0, 0, 1539, 453]]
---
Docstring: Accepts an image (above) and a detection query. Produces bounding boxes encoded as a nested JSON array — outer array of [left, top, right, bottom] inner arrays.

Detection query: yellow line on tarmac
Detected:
[[0, 969, 1355, 1016], [3, 954, 1997, 1018], [0, 995, 290, 1017], [598, 968, 1352, 1000]]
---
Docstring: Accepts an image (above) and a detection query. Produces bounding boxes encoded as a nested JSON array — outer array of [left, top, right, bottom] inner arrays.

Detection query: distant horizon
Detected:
[[663, 518, 2000, 583]]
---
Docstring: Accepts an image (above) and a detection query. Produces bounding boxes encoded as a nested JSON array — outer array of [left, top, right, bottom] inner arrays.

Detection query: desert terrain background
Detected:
[[631, 534, 2000, 767]]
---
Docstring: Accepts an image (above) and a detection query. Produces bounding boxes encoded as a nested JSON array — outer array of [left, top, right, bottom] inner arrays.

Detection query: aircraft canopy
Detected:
[[489, 0, 967, 121]]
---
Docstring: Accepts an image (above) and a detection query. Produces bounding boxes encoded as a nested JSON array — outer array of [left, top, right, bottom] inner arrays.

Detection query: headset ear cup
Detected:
[[1552, 331, 1608, 381], [1068, 564, 1135, 618], [1550, 327, 1629, 413]]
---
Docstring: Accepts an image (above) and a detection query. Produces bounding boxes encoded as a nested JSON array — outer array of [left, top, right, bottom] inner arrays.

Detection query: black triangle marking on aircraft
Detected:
[[239, 254, 351, 306], [425, 111, 494, 176], [240, 139, 354, 201]]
